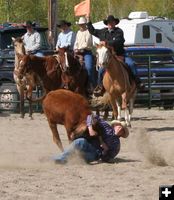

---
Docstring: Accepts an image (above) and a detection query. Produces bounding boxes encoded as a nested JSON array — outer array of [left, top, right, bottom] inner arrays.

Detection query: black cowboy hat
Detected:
[[57, 20, 71, 27], [23, 20, 35, 28], [103, 15, 120, 25]]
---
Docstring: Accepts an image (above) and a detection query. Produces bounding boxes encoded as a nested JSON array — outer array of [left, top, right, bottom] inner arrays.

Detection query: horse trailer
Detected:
[[93, 11, 174, 49]]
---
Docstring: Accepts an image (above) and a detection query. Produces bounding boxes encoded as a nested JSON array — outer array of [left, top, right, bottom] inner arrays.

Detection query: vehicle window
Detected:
[[142, 25, 150, 39], [39, 31, 49, 49], [0, 30, 26, 50], [156, 33, 162, 43], [126, 49, 173, 63]]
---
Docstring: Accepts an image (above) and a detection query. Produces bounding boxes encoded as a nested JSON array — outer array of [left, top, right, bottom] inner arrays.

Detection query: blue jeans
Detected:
[[125, 57, 138, 76], [53, 138, 101, 163], [84, 52, 96, 87]]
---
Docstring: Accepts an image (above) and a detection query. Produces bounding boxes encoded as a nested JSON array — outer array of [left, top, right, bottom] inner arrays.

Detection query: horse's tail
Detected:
[[26, 93, 47, 103], [98, 92, 110, 105], [90, 92, 110, 108]]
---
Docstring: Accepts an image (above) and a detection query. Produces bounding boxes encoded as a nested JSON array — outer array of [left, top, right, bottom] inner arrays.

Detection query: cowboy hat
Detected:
[[110, 120, 129, 138], [23, 20, 35, 28], [76, 17, 87, 25], [103, 15, 120, 25], [57, 20, 71, 27]]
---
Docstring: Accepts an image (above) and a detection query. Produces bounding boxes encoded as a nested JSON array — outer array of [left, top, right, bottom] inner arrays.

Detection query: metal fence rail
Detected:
[[132, 53, 174, 109], [0, 53, 174, 113]]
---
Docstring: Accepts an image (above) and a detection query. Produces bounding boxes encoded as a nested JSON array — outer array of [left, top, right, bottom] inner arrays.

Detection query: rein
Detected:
[[53, 54, 66, 73]]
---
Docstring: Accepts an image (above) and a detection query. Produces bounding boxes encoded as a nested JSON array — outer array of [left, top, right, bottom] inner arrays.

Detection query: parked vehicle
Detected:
[[0, 22, 54, 111], [125, 46, 174, 108]]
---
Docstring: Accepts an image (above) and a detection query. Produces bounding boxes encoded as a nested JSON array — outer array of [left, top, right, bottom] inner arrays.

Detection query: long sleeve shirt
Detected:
[[23, 30, 41, 52], [87, 21, 125, 56], [74, 29, 93, 51], [56, 29, 76, 50], [86, 114, 120, 161]]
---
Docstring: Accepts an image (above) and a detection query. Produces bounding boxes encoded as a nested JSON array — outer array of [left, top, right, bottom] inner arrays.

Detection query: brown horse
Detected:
[[17, 54, 63, 101], [58, 48, 89, 97], [12, 37, 40, 118], [96, 44, 137, 126]]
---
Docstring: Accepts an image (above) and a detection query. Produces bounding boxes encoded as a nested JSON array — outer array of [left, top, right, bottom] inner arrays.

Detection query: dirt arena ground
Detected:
[[0, 108, 174, 200]]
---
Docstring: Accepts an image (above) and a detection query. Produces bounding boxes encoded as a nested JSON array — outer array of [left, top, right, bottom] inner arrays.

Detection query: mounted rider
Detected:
[[22, 20, 43, 57], [86, 15, 143, 96]]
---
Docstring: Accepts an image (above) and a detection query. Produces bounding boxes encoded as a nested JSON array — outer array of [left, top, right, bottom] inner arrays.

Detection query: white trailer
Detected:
[[92, 11, 174, 49]]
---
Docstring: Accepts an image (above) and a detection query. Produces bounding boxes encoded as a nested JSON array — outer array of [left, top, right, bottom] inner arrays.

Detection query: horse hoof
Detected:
[[126, 123, 131, 128], [20, 114, 24, 118]]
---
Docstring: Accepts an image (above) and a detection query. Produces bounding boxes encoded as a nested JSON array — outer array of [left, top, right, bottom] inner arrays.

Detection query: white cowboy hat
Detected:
[[110, 120, 129, 138], [76, 17, 87, 25]]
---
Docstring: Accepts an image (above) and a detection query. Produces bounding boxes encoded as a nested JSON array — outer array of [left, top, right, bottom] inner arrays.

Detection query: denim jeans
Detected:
[[84, 52, 96, 87], [125, 57, 138, 76], [53, 138, 101, 163]]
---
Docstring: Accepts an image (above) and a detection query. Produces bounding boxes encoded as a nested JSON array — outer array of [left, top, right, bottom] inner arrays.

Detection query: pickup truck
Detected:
[[0, 22, 54, 111], [125, 46, 174, 109]]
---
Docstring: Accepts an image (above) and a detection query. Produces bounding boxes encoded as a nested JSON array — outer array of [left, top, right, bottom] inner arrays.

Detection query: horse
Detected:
[[57, 48, 89, 97], [12, 37, 40, 119], [16, 53, 63, 102], [96, 43, 137, 126], [57, 48, 110, 119]]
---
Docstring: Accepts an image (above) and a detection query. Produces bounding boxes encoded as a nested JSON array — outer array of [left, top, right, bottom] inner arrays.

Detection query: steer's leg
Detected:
[[48, 122, 64, 152]]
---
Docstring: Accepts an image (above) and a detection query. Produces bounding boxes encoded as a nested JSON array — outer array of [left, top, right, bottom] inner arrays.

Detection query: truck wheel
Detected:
[[0, 83, 19, 112]]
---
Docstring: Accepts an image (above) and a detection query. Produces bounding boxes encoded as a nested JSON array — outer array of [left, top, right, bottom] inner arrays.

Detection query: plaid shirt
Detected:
[[86, 114, 120, 161]]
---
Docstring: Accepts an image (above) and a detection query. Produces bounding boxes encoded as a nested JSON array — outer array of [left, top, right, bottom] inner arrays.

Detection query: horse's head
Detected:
[[12, 37, 26, 55], [58, 49, 80, 74], [17, 55, 32, 79], [96, 43, 113, 68], [57, 48, 70, 72]]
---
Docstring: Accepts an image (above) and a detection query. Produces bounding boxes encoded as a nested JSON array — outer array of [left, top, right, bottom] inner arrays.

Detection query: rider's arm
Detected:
[[86, 21, 102, 38], [86, 114, 97, 136]]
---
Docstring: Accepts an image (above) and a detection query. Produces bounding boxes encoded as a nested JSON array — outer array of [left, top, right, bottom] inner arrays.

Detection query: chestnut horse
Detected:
[[12, 37, 40, 118], [16, 54, 63, 102], [96, 44, 137, 126]]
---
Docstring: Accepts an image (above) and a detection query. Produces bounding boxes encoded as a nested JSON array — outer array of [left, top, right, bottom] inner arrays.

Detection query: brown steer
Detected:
[[42, 89, 92, 152]]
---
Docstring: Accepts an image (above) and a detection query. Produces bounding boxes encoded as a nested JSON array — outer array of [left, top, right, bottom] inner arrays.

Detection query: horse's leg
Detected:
[[124, 107, 131, 127], [48, 121, 64, 152], [116, 99, 122, 121], [128, 95, 136, 125], [103, 104, 110, 120], [26, 86, 33, 119], [121, 92, 131, 126], [96, 108, 100, 116], [109, 94, 118, 119], [18, 85, 25, 118]]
